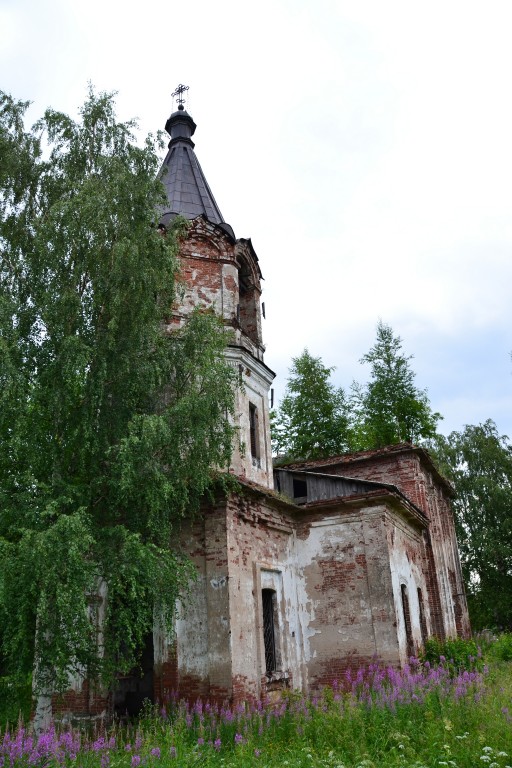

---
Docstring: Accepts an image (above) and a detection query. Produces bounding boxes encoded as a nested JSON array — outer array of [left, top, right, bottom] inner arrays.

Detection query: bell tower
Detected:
[[159, 86, 274, 488]]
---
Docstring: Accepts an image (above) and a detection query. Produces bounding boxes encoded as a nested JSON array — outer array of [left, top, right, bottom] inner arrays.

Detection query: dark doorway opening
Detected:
[[113, 632, 154, 718]]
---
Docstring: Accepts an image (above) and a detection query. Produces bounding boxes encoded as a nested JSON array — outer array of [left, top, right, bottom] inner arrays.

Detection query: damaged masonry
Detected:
[[54, 91, 470, 722]]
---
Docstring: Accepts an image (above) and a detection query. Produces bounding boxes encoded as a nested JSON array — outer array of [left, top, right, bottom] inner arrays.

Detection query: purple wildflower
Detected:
[[92, 737, 106, 752], [131, 756, 141, 768]]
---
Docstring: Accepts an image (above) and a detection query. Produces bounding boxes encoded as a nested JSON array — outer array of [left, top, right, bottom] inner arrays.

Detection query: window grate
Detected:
[[262, 589, 277, 674]]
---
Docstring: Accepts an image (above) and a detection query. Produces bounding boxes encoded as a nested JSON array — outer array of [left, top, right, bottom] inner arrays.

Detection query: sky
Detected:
[[2, 0, 512, 438]]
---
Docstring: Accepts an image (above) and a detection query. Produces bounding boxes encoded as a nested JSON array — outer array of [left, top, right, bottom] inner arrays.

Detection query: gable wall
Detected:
[[318, 453, 470, 639], [385, 511, 431, 663], [296, 505, 399, 689]]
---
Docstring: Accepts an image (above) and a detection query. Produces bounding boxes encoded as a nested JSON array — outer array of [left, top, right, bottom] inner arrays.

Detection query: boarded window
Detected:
[[262, 589, 277, 674]]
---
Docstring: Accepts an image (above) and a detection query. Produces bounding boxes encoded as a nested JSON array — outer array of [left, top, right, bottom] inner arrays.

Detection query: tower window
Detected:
[[249, 403, 259, 460], [238, 257, 260, 344], [262, 589, 277, 674]]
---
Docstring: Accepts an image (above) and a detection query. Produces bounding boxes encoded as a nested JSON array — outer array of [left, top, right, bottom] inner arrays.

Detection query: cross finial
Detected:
[[172, 84, 189, 111]]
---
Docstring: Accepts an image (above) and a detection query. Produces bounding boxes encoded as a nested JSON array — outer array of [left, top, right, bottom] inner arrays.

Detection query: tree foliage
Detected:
[[351, 321, 441, 449], [271, 349, 351, 460], [430, 421, 512, 630], [272, 323, 442, 461], [0, 89, 236, 698]]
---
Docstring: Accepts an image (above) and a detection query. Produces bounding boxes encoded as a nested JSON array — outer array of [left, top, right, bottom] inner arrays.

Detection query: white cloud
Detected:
[[2, 0, 512, 437]]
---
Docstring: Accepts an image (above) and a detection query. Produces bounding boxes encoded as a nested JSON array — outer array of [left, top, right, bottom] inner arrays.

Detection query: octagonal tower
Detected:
[[159, 97, 274, 488]]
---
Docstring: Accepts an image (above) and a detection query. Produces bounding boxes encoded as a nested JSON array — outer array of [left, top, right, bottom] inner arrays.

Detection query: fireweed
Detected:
[[1, 657, 512, 768]]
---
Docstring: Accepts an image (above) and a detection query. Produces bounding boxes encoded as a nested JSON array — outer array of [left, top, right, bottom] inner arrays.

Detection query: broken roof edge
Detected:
[[276, 468, 429, 528], [207, 474, 429, 532], [159, 211, 236, 242], [278, 442, 455, 497], [303, 488, 427, 527], [236, 238, 263, 279]]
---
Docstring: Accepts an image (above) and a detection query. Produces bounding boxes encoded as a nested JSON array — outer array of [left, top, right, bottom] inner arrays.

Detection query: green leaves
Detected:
[[431, 421, 512, 629], [0, 88, 235, 693], [271, 349, 351, 461], [1, 510, 97, 691], [271, 323, 442, 461], [351, 321, 442, 449]]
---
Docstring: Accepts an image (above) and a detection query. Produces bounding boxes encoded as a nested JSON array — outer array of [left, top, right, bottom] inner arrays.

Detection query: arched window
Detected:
[[238, 257, 260, 344]]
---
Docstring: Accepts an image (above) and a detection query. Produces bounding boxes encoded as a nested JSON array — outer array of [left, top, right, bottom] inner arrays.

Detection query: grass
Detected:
[[2, 639, 512, 767]]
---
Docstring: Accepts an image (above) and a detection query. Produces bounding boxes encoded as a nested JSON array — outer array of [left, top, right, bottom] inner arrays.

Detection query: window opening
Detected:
[[292, 477, 308, 500], [113, 631, 154, 718], [249, 403, 259, 459], [401, 584, 414, 659], [238, 257, 259, 343], [262, 589, 277, 674], [417, 588, 428, 646]]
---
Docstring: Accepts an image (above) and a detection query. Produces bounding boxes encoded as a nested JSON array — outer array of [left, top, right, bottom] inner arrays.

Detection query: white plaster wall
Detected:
[[386, 514, 430, 665], [175, 574, 210, 679], [226, 347, 274, 488]]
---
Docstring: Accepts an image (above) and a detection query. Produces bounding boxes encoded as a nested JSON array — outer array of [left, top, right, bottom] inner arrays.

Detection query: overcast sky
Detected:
[[2, 0, 512, 438]]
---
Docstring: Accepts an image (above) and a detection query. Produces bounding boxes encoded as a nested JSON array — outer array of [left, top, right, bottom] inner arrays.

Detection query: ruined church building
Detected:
[[65, 89, 471, 718], [149, 90, 470, 703]]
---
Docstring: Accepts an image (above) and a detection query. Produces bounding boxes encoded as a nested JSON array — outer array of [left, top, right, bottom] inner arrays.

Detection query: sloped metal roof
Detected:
[[159, 105, 234, 239]]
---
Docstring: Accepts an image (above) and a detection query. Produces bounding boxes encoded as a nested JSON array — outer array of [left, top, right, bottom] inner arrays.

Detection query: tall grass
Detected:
[[2, 644, 512, 767]]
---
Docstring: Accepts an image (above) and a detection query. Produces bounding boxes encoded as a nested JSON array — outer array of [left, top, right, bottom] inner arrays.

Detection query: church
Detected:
[[147, 89, 470, 707], [62, 88, 471, 719]]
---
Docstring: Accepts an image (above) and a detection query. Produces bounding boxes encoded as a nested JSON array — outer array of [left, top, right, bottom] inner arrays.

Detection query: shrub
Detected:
[[488, 632, 512, 661], [420, 636, 482, 673], [0, 675, 32, 728]]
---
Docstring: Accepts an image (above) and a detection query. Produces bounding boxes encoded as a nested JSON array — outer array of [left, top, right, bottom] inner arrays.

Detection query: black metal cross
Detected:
[[171, 84, 189, 109]]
